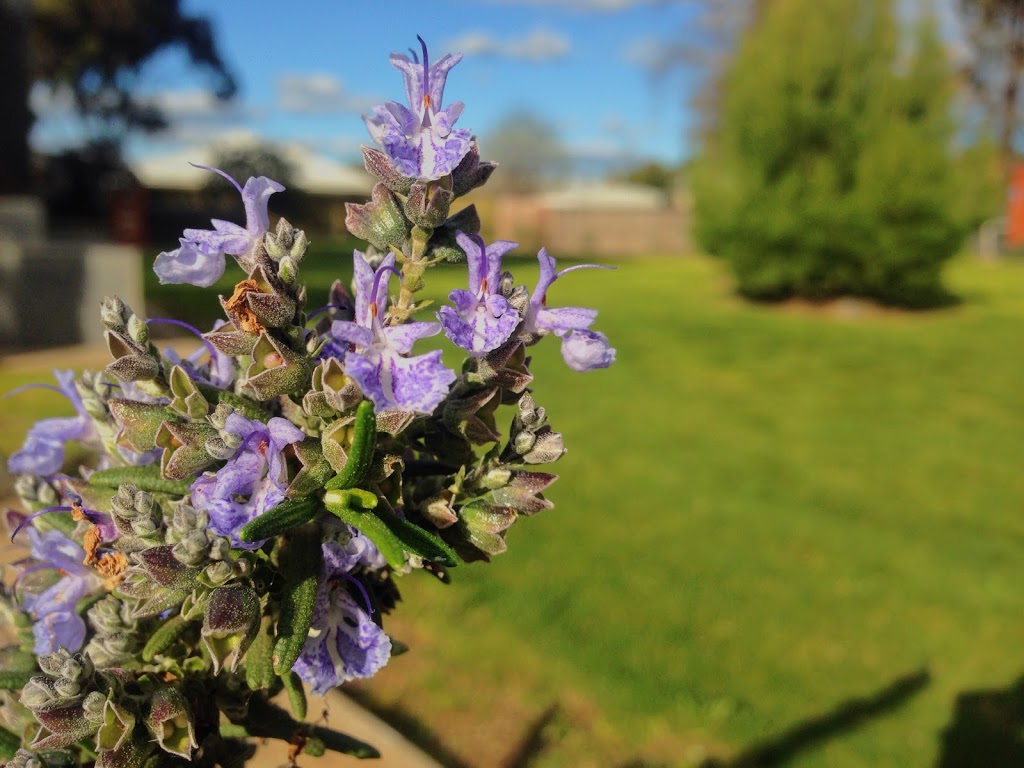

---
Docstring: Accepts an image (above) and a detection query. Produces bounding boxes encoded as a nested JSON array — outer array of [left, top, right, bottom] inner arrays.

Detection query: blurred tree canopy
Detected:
[[483, 111, 568, 193], [611, 162, 678, 200], [0, 0, 235, 194], [691, 0, 967, 307], [206, 145, 297, 193], [957, 0, 1024, 173]]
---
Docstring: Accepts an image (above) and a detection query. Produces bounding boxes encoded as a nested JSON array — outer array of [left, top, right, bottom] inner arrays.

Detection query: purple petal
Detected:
[[267, 417, 304, 451], [330, 320, 373, 349], [293, 588, 391, 695], [154, 239, 227, 288], [33, 611, 87, 654], [385, 101, 420, 138], [536, 306, 598, 334], [484, 239, 518, 288], [456, 231, 485, 294], [427, 53, 463, 110], [432, 102, 464, 137], [28, 528, 88, 573], [437, 306, 475, 352], [533, 248, 559, 309], [387, 349, 456, 414], [439, 301, 519, 357], [559, 330, 616, 372], [352, 251, 376, 326], [242, 176, 285, 235], [447, 288, 476, 315], [373, 253, 398, 314], [185, 221, 250, 255], [382, 321, 441, 355], [389, 52, 425, 111], [422, 127, 473, 180]]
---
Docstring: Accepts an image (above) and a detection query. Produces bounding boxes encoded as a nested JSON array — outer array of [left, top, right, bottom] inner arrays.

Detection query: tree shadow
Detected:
[[700, 668, 931, 767], [936, 675, 1024, 768]]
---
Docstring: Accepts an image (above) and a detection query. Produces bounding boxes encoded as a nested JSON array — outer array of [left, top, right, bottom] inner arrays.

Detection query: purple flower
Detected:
[[293, 539, 391, 695], [363, 37, 473, 181], [437, 232, 521, 356], [18, 528, 100, 654], [523, 249, 617, 372], [330, 251, 456, 414], [7, 371, 97, 476], [190, 414, 304, 549], [154, 166, 284, 287]]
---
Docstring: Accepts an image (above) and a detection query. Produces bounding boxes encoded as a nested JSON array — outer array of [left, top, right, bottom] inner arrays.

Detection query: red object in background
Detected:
[[109, 187, 149, 245], [1005, 163, 1024, 249]]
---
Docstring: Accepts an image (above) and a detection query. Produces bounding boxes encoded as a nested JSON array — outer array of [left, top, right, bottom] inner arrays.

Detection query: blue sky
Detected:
[[31, 0, 706, 173], [30, 0, 964, 175]]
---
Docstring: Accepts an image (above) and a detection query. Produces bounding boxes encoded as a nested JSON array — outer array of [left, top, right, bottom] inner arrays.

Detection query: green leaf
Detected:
[[324, 501, 406, 570], [0, 669, 34, 691], [141, 614, 190, 662], [88, 466, 192, 496], [245, 615, 277, 692], [0, 722, 21, 759], [282, 671, 307, 721], [239, 497, 319, 542], [272, 528, 322, 676], [324, 400, 377, 490], [376, 509, 459, 567]]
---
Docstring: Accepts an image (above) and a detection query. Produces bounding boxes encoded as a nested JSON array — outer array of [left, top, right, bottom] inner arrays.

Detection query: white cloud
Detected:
[[277, 74, 377, 114], [145, 89, 226, 116], [622, 35, 674, 72], [446, 28, 570, 61]]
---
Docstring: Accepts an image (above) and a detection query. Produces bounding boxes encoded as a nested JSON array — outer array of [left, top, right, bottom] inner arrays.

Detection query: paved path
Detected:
[[0, 340, 444, 768]]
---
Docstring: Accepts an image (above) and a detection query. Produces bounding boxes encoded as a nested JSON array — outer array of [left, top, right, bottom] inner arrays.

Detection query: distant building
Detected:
[[131, 143, 373, 241], [487, 182, 691, 257]]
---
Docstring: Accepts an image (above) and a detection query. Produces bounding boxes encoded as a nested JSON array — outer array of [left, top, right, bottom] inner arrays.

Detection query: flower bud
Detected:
[[172, 530, 210, 567], [83, 691, 108, 723], [201, 583, 260, 673], [278, 255, 299, 284], [127, 314, 148, 345], [100, 297, 128, 331], [344, 183, 410, 252], [146, 687, 198, 759]]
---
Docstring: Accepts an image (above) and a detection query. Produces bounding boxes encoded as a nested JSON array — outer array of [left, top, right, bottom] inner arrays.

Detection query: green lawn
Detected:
[[3, 250, 1024, 766]]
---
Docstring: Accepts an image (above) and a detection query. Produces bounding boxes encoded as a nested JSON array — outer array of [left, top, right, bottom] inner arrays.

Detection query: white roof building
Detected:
[[131, 141, 373, 197]]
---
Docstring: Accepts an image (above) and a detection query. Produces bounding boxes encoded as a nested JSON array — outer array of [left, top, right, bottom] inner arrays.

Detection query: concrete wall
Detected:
[[491, 193, 691, 257], [0, 239, 144, 351]]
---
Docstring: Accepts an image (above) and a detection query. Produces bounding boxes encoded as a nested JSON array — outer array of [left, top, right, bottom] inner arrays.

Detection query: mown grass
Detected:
[[3, 249, 1024, 766]]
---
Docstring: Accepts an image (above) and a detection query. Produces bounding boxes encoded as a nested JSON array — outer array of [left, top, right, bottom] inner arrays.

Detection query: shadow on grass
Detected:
[[936, 676, 1024, 767], [699, 668, 931, 768], [343, 687, 474, 768]]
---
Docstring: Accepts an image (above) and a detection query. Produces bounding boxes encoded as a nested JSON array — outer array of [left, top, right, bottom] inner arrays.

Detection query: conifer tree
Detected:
[[692, 0, 963, 306]]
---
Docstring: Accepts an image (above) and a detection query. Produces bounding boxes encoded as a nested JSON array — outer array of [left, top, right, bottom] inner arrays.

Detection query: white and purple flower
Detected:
[[363, 37, 473, 181], [17, 528, 101, 655], [437, 232, 521, 356], [330, 251, 456, 414], [292, 538, 391, 695], [523, 249, 617, 372], [154, 166, 284, 287], [7, 370, 97, 477], [190, 414, 304, 549]]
